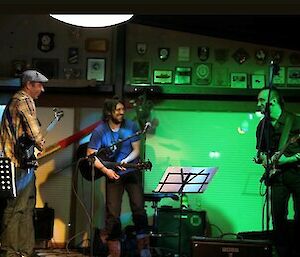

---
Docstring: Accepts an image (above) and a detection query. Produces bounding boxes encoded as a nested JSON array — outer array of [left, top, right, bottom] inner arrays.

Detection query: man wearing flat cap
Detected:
[[0, 70, 48, 257]]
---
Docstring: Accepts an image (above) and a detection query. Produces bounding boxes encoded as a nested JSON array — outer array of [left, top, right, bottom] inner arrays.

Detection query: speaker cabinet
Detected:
[[34, 206, 54, 240], [191, 237, 272, 257], [156, 208, 206, 257]]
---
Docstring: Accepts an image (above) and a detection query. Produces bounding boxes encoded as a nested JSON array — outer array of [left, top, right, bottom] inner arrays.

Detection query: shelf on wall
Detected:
[[124, 84, 300, 101], [0, 78, 114, 94]]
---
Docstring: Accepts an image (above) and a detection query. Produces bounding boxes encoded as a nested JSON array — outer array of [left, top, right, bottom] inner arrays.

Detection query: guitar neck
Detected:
[[102, 161, 137, 169]]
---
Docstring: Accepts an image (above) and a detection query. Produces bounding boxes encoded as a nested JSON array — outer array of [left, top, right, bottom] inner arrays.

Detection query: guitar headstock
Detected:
[[53, 108, 64, 121], [137, 160, 152, 171]]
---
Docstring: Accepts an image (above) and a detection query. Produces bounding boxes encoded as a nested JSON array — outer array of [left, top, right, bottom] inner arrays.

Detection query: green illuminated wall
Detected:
[[143, 108, 294, 236]]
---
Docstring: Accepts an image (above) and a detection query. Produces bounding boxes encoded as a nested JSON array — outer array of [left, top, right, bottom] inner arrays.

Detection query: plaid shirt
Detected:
[[0, 90, 44, 167]]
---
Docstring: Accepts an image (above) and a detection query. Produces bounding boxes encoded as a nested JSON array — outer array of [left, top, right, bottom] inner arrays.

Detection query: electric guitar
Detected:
[[79, 157, 152, 181], [259, 134, 300, 185], [17, 108, 64, 168]]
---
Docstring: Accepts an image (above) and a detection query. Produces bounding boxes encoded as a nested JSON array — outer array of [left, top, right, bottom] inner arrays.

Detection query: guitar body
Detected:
[[79, 158, 105, 181], [16, 134, 38, 168], [15, 109, 64, 169], [78, 158, 152, 181], [77, 143, 152, 181], [258, 133, 300, 185]]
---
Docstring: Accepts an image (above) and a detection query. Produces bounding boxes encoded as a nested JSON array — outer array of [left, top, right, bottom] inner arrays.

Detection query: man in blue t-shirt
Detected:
[[87, 97, 150, 257]]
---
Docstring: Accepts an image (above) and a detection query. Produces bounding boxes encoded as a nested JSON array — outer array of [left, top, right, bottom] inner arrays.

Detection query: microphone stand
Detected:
[[88, 125, 148, 161], [258, 61, 280, 232]]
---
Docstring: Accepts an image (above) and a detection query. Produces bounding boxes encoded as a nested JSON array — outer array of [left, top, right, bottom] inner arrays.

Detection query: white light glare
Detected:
[[50, 14, 134, 28]]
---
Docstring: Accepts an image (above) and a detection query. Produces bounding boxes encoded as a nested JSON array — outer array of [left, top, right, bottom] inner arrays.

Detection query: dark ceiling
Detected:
[[131, 15, 300, 51]]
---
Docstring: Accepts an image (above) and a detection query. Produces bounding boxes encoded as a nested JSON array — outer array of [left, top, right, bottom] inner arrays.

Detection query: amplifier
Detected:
[[34, 205, 54, 240], [191, 237, 272, 257], [156, 208, 206, 257]]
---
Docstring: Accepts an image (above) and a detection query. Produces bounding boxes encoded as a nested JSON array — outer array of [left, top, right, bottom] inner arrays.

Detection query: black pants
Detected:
[[105, 173, 148, 240], [0, 168, 36, 257], [271, 167, 300, 257]]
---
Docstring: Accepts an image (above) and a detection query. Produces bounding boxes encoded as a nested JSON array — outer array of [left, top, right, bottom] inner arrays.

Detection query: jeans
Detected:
[[0, 168, 36, 257], [271, 167, 300, 257], [105, 172, 148, 240]]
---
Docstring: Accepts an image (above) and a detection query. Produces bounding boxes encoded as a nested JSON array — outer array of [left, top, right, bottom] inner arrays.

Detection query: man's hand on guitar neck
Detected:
[[94, 157, 120, 180], [272, 152, 300, 165], [257, 152, 300, 167]]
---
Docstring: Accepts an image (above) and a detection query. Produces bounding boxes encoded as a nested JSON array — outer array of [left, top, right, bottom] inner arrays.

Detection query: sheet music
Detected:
[[154, 166, 218, 193]]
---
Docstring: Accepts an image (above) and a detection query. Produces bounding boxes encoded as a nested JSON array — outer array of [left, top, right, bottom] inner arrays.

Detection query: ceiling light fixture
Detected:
[[49, 14, 134, 28]]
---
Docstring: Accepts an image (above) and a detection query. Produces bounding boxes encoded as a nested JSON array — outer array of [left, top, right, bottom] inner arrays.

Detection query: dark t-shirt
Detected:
[[256, 111, 300, 159]]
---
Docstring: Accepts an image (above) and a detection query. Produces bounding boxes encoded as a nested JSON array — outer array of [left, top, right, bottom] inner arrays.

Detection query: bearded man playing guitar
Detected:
[[255, 88, 300, 257], [0, 70, 48, 257], [87, 96, 151, 257]]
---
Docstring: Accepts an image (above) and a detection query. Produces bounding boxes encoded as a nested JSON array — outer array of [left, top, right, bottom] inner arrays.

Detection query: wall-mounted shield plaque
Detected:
[[198, 47, 209, 61], [136, 42, 147, 56], [159, 48, 170, 61]]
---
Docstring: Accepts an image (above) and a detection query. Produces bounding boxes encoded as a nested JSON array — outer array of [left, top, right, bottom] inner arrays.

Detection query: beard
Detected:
[[111, 115, 123, 124]]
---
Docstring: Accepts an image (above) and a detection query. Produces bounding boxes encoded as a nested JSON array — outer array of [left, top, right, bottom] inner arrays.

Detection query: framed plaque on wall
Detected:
[[86, 58, 105, 82], [193, 63, 212, 85], [153, 70, 172, 84]]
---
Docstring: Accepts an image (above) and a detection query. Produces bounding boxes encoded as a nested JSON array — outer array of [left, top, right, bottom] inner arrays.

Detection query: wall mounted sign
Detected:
[[178, 47, 190, 62], [68, 47, 79, 64], [214, 48, 229, 64], [86, 58, 105, 82], [136, 42, 147, 56], [230, 72, 248, 88], [194, 63, 212, 85], [11, 60, 26, 78], [132, 61, 150, 84], [37, 32, 55, 52], [85, 38, 107, 52], [158, 48, 170, 61], [198, 46, 209, 61], [251, 74, 265, 89], [287, 66, 300, 85], [232, 48, 249, 64], [175, 67, 192, 84], [153, 70, 172, 84], [32, 58, 58, 79], [272, 67, 286, 85], [255, 49, 267, 65]]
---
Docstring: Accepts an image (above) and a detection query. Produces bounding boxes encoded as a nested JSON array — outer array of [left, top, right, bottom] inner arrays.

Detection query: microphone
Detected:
[[270, 60, 280, 76], [142, 122, 152, 134]]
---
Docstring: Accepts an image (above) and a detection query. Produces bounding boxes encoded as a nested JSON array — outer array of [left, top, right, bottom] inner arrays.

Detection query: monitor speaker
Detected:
[[156, 208, 206, 257]]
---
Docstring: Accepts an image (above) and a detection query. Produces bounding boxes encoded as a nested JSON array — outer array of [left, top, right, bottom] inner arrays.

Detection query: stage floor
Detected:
[[36, 249, 88, 257]]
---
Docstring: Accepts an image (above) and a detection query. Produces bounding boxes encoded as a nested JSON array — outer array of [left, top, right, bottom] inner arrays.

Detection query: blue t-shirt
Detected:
[[88, 119, 140, 163]]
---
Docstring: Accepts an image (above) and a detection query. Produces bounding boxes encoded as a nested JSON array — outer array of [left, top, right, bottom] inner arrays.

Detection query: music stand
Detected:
[[154, 166, 218, 257], [0, 157, 17, 199]]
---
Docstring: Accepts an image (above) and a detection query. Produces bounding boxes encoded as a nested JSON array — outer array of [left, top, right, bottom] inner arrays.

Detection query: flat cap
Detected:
[[22, 70, 48, 84]]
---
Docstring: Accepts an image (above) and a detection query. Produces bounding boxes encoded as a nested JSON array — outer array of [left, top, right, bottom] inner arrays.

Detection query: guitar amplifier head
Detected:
[[191, 237, 272, 257]]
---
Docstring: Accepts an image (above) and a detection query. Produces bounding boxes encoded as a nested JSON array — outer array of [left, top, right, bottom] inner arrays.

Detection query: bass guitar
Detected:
[[79, 157, 152, 181], [17, 108, 64, 168], [259, 133, 300, 185]]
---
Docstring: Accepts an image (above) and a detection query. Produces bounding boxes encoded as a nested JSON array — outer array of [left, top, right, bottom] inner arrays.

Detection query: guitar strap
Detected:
[[5, 99, 18, 145], [278, 112, 295, 151]]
